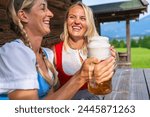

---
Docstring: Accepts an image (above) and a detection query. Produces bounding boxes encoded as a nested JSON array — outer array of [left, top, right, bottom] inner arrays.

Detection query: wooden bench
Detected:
[[117, 52, 131, 68]]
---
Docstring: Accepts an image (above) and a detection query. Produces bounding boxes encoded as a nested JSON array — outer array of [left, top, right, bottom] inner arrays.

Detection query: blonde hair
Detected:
[[7, 0, 35, 48], [6, 0, 59, 89], [62, 1, 99, 52]]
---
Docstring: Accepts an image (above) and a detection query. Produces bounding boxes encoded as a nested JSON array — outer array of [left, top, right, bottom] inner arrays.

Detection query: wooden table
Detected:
[[104, 68, 150, 100]]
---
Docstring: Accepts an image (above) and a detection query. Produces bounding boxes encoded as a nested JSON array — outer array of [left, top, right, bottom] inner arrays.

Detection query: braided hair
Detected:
[[6, 0, 35, 48]]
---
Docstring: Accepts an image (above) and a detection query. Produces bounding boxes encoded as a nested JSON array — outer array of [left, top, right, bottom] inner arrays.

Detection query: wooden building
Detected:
[[0, 0, 149, 67], [0, 0, 79, 47], [89, 0, 149, 68]]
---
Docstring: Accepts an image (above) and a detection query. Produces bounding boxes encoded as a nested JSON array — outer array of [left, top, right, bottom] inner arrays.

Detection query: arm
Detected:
[[8, 90, 39, 100], [45, 56, 115, 99], [8, 50, 114, 100], [9, 57, 105, 100], [8, 72, 85, 100], [9, 57, 115, 100]]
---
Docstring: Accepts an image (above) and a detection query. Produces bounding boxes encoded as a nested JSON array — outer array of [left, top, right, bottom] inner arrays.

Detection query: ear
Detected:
[[17, 10, 29, 23]]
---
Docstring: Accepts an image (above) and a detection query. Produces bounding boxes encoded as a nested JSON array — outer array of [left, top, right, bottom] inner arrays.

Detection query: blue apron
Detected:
[[0, 73, 51, 100]]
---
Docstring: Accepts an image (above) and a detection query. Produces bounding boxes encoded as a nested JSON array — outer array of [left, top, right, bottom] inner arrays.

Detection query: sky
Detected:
[[82, 0, 150, 19]]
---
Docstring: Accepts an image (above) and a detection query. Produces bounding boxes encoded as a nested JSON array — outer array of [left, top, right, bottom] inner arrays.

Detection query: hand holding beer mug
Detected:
[[87, 36, 113, 95]]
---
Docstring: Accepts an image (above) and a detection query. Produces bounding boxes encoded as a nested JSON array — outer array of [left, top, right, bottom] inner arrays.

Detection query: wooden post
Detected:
[[95, 16, 100, 35], [99, 23, 101, 35], [126, 18, 131, 63]]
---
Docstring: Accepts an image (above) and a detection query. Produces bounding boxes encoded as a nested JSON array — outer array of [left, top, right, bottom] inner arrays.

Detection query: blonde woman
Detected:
[[52, 2, 116, 100], [0, 0, 115, 100]]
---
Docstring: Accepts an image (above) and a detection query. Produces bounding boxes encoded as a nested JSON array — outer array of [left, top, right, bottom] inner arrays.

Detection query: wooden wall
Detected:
[[0, 0, 79, 47]]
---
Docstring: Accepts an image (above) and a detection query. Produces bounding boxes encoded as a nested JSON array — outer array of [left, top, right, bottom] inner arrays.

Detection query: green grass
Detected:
[[116, 48, 150, 68]]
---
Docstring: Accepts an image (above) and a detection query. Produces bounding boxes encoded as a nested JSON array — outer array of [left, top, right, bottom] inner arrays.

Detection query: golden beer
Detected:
[[87, 36, 112, 95], [88, 79, 112, 95]]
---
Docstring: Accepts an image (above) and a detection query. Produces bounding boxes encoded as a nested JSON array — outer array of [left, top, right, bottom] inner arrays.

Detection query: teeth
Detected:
[[72, 26, 81, 30], [44, 19, 50, 24], [44, 21, 49, 24]]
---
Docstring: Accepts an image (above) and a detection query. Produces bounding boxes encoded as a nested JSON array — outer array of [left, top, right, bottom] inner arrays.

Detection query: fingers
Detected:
[[110, 46, 117, 58], [80, 56, 115, 83], [95, 65, 114, 84], [88, 63, 95, 80], [110, 45, 115, 51], [94, 57, 115, 76], [85, 57, 100, 64], [97, 72, 114, 84], [110, 46, 118, 69], [80, 57, 100, 81], [93, 57, 115, 84], [82, 57, 100, 76]]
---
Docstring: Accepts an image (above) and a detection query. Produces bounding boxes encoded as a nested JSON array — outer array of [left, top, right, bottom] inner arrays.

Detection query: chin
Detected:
[[44, 30, 51, 35]]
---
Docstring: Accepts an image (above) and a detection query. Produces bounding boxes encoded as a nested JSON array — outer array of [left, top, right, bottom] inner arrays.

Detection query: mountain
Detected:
[[101, 14, 150, 39]]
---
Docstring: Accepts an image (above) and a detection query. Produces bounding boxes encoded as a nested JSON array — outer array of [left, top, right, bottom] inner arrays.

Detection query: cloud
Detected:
[[145, 30, 150, 32]]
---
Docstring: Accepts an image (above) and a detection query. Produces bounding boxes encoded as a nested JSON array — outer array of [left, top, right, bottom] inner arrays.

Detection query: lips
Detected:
[[72, 26, 82, 31], [43, 20, 50, 27]]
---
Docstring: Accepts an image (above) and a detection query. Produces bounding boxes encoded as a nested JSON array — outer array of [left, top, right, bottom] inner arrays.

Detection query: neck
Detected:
[[22, 36, 43, 55], [27, 37, 43, 55], [24, 28, 43, 54], [68, 38, 85, 50], [30, 37, 42, 54]]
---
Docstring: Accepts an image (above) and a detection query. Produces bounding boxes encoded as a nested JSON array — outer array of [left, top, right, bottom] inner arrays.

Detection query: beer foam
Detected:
[[87, 36, 111, 60], [88, 36, 110, 48]]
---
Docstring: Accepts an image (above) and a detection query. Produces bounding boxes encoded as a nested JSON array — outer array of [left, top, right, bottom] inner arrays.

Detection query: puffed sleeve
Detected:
[[0, 40, 39, 94]]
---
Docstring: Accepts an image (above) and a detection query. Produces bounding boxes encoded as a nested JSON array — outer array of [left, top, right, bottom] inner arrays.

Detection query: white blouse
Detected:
[[62, 46, 87, 75], [0, 39, 54, 94]]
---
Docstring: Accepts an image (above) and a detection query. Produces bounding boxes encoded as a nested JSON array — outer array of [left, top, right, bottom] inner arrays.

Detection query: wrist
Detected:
[[74, 70, 88, 86]]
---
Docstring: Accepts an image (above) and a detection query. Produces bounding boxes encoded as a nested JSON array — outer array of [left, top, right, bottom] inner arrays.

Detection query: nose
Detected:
[[74, 17, 80, 24], [47, 9, 54, 18]]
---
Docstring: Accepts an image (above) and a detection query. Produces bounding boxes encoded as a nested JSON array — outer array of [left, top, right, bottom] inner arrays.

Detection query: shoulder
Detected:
[[0, 39, 36, 73], [0, 39, 36, 69], [0, 39, 35, 59], [0, 39, 38, 92], [0, 39, 36, 68]]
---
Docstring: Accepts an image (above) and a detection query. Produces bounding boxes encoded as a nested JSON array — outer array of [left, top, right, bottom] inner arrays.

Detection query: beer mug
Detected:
[[87, 36, 112, 95]]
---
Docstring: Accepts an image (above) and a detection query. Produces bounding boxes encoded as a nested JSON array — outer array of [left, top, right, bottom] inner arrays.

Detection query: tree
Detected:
[[110, 39, 119, 48], [119, 40, 126, 48], [142, 36, 150, 49], [131, 39, 138, 48], [138, 37, 142, 47]]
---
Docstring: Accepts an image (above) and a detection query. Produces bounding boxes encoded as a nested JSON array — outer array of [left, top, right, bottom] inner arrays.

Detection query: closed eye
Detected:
[[80, 16, 86, 21], [41, 3, 47, 11], [68, 15, 76, 19]]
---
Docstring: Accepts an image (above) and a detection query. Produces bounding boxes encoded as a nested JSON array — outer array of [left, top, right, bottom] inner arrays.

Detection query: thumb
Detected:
[[86, 57, 100, 64]]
